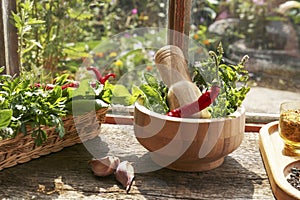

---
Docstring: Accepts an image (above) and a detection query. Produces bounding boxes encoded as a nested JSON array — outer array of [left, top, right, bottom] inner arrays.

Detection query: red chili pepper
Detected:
[[167, 84, 220, 118], [34, 83, 42, 88], [87, 66, 116, 84], [89, 82, 96, 88], [61, 81, 80, 90], [87, 66, 102, 82], [167, 50, 222, 118], [34, 83, 55, 90], [100, 73, 116, 84], [45, 84, 55, 90], [34, 82, 79, 90]]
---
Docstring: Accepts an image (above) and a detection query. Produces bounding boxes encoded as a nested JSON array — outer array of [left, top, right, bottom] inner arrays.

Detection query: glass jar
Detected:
[[279, 101, 300, 155]]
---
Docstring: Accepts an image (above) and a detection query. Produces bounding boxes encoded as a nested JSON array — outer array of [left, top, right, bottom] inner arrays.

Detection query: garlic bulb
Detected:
[[89, 156, 120, 177], [114, 161, 135, 193]]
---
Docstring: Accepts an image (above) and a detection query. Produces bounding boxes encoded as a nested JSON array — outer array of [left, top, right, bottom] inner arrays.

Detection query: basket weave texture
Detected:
[[0, 108, 107, 170]]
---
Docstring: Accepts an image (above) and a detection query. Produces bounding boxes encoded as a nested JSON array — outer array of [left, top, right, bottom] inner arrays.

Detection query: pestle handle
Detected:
[[155, 45, 191, 87]]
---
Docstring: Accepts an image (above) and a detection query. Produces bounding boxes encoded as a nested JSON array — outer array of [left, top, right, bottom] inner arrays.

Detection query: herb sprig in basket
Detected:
[[0, 67, 68, 145], [0, 67, 110, 145]]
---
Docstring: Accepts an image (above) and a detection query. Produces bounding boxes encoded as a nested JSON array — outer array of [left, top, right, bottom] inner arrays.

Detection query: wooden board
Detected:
[[259, 121, 300, 200]]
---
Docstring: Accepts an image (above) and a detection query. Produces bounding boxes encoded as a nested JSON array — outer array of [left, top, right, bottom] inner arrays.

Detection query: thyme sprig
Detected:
[[193, 43, 250, 117]]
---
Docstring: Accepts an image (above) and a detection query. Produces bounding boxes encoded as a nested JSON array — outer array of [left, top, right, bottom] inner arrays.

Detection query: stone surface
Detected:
[[243, 87, 300, 114]]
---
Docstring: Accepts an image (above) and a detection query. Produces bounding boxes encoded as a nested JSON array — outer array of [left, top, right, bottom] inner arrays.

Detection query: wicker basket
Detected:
[[0, 108, 108, 170]]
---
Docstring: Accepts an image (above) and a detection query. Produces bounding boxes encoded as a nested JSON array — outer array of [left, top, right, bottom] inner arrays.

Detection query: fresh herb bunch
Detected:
[[100, 72, 168, 114], [0, 67, 68, 145], [67, 78, 109, 116], [192, 43, 250, 117], [135, 43, 250, 118], [137, 73, 169, 114], [0, 67, 111, 145]]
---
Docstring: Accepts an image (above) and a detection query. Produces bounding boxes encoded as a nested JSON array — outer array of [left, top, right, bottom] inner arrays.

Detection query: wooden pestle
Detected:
[[155, 45, 210, 118], [155, 45, 191, 87]]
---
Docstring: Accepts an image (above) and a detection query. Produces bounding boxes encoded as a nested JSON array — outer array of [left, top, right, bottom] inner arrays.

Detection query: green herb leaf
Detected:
[[129, 85, 144, 105], [0, 109, 13, 128], [193, 43, 250, 117], [139, 84, 168, 114]]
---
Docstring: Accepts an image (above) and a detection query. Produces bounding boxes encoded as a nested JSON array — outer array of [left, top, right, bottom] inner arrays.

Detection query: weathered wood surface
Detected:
[[0, 124, 275, 199]]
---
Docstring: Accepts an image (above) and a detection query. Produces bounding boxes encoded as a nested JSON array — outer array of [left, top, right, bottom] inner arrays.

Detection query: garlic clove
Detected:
[[114, 161, 135, 193], [89, 156, 120, 177]]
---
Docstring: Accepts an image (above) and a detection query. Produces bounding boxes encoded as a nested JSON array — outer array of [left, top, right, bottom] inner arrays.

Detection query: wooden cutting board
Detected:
[[259, 121, 300, 200]]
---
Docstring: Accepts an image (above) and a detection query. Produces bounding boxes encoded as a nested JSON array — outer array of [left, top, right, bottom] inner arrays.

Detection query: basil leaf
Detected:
[[139, 84, 168, 114], [0, 109, 12, 128]]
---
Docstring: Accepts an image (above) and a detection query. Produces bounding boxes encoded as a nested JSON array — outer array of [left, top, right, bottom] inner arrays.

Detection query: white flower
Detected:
[[0, 96, 5, 103], [15, 105, 26, 111], [6, 128, 14, 137], [94, 84, 104, 96], [25, 91, 33, 96]]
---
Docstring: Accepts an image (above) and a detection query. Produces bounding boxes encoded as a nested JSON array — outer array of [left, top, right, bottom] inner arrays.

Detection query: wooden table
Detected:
[[0, 124, 275, 199]]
